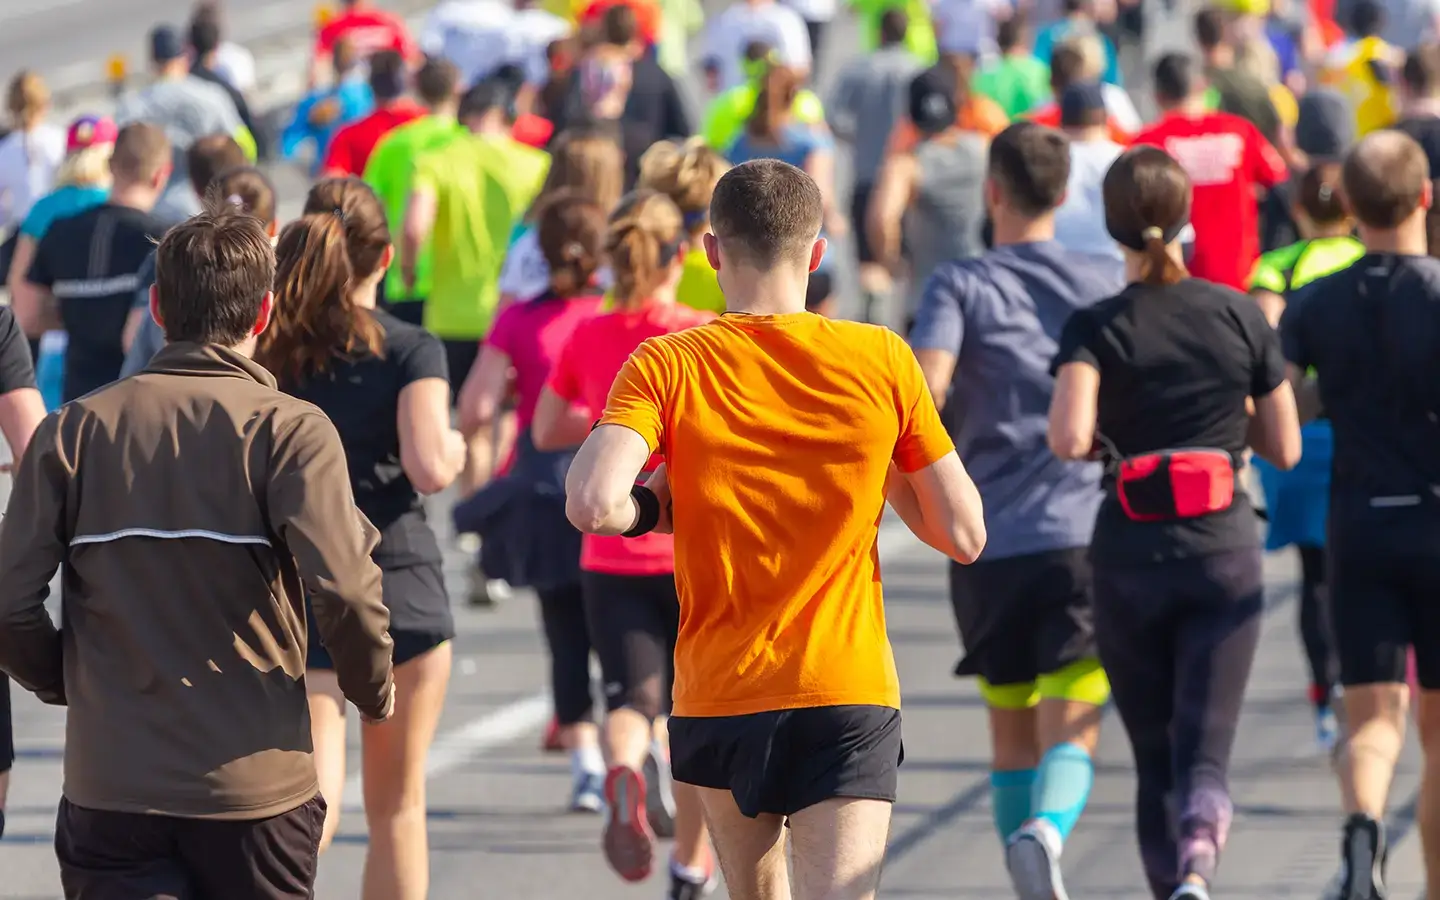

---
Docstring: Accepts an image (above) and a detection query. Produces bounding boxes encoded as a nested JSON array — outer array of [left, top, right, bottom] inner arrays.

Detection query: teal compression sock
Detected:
[[990, 768, 1036, 843], [1032, 742, 1094, 842]]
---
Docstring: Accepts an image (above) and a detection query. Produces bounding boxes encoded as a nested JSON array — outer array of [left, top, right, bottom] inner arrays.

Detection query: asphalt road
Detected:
[[2, 2, 1436, 899]]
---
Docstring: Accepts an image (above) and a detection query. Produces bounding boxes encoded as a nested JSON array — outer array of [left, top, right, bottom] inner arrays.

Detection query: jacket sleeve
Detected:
[[0, 413, 68, 704], [266, 410, 394, 719]]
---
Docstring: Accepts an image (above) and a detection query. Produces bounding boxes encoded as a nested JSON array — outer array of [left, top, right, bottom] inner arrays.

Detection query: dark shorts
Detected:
[[1331, 514, 1440, 688], [850, 182, 877, 264], [443, 339, 480, 401], [581, 571, 678, 718], [55, 795, 326, 900], [0, 673, 12, 775], [669, 704, 902, 818], [947, 547, 1096, 686], [307, 563, 454, 670]]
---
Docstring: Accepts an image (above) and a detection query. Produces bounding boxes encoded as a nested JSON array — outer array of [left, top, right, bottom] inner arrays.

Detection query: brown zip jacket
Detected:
[[0, 342, 394, 820]]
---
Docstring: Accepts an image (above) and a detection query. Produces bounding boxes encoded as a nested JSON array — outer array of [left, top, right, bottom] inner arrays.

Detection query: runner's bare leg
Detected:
[[307, 672, 349, 852], [789, 797, 892, 900], [696, 787, 791, 900]]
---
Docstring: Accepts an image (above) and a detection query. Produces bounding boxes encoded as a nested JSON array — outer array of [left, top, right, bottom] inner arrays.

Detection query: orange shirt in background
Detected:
[[598, 313, 955, 717], [1027, 104, 1134, 144], [886, 95, 1010, 156]]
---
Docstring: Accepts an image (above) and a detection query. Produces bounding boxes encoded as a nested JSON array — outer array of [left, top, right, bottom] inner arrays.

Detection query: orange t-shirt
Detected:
[[886, 96, 1010, 156], [598, 313, 955, 717], [1027, 104, 1133, 144]]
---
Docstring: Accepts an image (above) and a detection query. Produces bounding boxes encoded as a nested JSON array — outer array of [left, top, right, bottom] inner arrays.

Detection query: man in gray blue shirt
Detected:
[[908, 121, 1121, 900]]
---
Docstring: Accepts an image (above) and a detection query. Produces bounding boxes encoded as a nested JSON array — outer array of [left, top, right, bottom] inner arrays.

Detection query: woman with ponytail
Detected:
[[531, 190, 716, 897], [454, 193, 609, 813], [638, 137, 730, 313], [1046, 145, 1302, 900], [256, 177, 464, 900], [0, 72, 64, 243]]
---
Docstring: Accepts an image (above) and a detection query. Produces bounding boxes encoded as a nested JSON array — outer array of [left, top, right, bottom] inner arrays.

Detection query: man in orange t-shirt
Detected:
[[564, 159, 987, 900]]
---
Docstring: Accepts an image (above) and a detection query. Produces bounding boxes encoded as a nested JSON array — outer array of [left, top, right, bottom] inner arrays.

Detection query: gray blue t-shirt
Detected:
[[909, 240, 1122, 560]]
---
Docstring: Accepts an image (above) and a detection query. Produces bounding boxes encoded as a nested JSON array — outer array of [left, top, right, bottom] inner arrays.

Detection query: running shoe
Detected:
[[572, 770, 606, 814], [643, 741, 677, 839], [1334, 813, 1388, 900], [667, 859, 719, 900], [603, 765, 656, 882], [542, 716, 565, 753], [1005, 818, 1070, 900], [1316, 706, 1339, 756], [1168, 882, 1210, 900]]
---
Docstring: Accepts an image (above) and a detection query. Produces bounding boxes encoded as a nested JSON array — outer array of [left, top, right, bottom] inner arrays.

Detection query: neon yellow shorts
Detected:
[[977, 658, 1111, 710]]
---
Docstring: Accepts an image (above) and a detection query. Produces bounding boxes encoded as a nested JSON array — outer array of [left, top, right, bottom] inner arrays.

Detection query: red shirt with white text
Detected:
[[315, 8, 417, 61], [1133, 111, 1287, 290]]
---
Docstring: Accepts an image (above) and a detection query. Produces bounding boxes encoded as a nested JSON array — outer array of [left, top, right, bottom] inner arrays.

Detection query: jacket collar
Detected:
[[143, 342, 278, 391]]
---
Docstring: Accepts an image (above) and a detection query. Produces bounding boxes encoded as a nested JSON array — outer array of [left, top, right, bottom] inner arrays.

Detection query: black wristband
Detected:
[[622, 484, 661, 538]]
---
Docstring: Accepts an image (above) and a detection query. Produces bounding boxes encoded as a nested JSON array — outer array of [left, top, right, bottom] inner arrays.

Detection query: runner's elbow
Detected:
[[565, 491, 617, 534], [1048, 430, 1091, 461], [947, 519, 986, 565]]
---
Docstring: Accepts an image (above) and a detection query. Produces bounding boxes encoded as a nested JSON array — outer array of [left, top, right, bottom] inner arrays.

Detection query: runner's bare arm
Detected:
[[566, 423, 653, 535], [399, 378, 466, 495], [1248, 382, 1302, 470], [1284, 363, 1324, 425], [868, 152, 918, 276], [401, 187, 438, 294], [0, 387, 47, 470], [0, 414, 67, 704], [457, 346, 514, 438], [532, 386, 596, 451], [1048, 361, 1100, 460], [886, 453, 986, 564], [913, 349, 958, 410]]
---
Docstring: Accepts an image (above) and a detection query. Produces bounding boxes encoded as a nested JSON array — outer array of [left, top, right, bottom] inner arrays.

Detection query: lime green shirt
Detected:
[[414, 134, 551, 340], [657, 0, 705, 78], [364, 115, 465, 304], [676, 248, 725, 313], [701, 86, 826, 152], [850, 0, 937, 64], [973, 54, 1051, 119], [1248, 235, 1365, 295]]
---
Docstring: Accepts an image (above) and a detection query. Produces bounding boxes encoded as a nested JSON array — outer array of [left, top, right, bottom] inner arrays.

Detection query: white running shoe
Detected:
[[1005, 818, 1070, 900]]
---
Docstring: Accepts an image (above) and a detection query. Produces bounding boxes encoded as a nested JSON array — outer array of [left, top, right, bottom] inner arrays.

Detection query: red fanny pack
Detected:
[[1114, 449, 1237, 523]]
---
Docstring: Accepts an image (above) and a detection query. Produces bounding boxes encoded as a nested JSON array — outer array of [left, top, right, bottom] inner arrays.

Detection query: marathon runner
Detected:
[[1048, 144, 1302, 900], [455, 195, 607, 812], [565, 159, 986, 900], [973, 16, 1053, 118], [283, 37, 374, 175], [1280, 129, 1440, 900], [700, 42, 827, 151], [257, 178, 463, 900], [910, 121, 1120, 900], [0, 201, 395, 900], [0, 72, 63, 279], [533, 191, 715, 894], [636, 137, 732, 314], [322, 51, 425, 178], [311, 0, 419, 90], [1247, 161, 1362, 754]]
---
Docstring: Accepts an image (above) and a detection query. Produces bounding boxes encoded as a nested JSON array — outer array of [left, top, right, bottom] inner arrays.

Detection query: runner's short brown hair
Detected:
[[989, 122, 1071, 216], [109, 122, 171, 183], [1343, 130, 1430, 229], [154, 199, 275, 346], [709, 159, 822, 267]]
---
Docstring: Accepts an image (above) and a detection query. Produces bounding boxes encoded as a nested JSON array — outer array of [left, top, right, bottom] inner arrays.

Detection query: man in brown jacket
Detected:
[[0, 203, 395, 899]]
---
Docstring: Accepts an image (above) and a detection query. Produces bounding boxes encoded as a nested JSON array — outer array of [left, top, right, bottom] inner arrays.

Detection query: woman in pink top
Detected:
[[533, 191, 716, 896], [454, 195, 608, 813]]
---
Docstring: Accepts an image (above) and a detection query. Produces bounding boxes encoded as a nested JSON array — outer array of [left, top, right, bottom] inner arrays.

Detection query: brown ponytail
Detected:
[[1102, 145, 1191, 286], [257, 177, 389, 383], [1139, 228, 1187, 286], [536, 190, 607, 297], [746, 64, 800, 144], [606, 190, 685, 310]]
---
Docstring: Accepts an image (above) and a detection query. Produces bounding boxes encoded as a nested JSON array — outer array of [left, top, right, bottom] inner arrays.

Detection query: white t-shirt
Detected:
[[422, 1, 570, 87], [213, 43, 257, 94], [702, 2, 812, 91], [0, 124, 65, 232]]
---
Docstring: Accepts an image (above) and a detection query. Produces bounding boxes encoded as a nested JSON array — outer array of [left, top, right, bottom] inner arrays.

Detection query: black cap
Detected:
[[1295, 88, 1356, 160], [909, 65, 958, 137], [1059, 82, 1107, 127], [151, 25, 186, 63]]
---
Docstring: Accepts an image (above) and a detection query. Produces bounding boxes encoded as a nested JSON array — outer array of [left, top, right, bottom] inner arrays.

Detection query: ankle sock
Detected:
[[571, 744, 606, 780], [1031, 742, 1094, 842], [990, 768, 1035, 843]]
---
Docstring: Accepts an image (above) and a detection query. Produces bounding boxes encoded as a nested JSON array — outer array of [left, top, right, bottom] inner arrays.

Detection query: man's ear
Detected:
[[809, 237, 826, 274], [252, 291, 275, 337], [149, 283, 164, 330], [703, 232, 721, 272]]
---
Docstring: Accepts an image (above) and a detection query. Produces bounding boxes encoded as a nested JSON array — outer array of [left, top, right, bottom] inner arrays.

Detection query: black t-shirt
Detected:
[[283, 311, 450, 615], [1282, 254, 1440, 538], [1053, 278, 1287, 563], [28, 203, 169, 402], [0, 306, 37, 395], [1396, 116, 1440, 180]]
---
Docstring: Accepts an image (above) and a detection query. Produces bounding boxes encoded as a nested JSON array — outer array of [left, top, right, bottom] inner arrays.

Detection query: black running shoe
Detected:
[[1336, 813, 1388, 900]]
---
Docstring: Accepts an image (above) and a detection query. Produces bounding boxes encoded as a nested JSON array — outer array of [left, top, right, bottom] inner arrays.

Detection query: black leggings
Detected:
[[535, 583, 595, 726], [1093, 548, 1265, 899], [582, 571, 679, 722], [1297, 545, 1336, 705]]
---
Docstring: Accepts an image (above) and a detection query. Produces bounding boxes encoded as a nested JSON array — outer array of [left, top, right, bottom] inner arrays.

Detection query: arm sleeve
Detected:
[[0, 413, 67, 704], [265, 412, 393, 718], [908, 265, 966, 355], [890, 331, 956, 473], [396, 329, 451, 388], [19, 202, 47, 240], [596, 339, 669, 453], [0, 308, 36, 392], [1050, 307, 1102, 375]]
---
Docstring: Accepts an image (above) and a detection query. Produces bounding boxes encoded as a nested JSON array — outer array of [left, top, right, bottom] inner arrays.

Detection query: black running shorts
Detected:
[[1331, 515, 1440, 689], [669, 704, 902, 818], [582, 571, 678, 719], [947, 547, 1097, 687]]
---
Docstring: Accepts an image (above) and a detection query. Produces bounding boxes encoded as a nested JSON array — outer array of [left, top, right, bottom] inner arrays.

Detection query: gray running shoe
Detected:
[[1005, 819, 1070, 900], [643, 741, 677, 839]]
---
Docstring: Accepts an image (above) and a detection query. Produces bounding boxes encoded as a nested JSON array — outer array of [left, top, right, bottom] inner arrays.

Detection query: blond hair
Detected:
[[55, 144, 114, 189], [530, 126, 625, 222], [6, 71, 48, 131], [606, 190, 685, 309], [1058, 32, 1106, 82], [638, 138, 730, 237]]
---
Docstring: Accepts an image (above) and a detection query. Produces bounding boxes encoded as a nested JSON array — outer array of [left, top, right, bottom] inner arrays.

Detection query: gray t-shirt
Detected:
[[827, 46, 923, 184], [115, 76, 242, 198], [909, 240, 1122, 560], [906, 134, 988, 313]]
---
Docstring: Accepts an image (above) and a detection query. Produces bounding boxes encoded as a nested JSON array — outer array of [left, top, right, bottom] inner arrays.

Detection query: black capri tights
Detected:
[[582, 572, 679, 722], [1297, 545, 1336, 703], [535, 583, 596, 726], [1093, 548, 1265, 899]]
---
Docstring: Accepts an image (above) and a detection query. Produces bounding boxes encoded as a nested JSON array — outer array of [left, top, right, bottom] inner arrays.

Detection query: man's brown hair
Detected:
[[109, 122, 171, 183], [989, 121, 1071, 216], [1343, 130, 1430, 229], [709, 159, 823, 267], [154, 199, 275, 346], [187, 133, 247, 197]]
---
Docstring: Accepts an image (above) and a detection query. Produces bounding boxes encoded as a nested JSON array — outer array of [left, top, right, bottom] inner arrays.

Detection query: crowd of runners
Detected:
[[0, 0, 1436, 898]]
